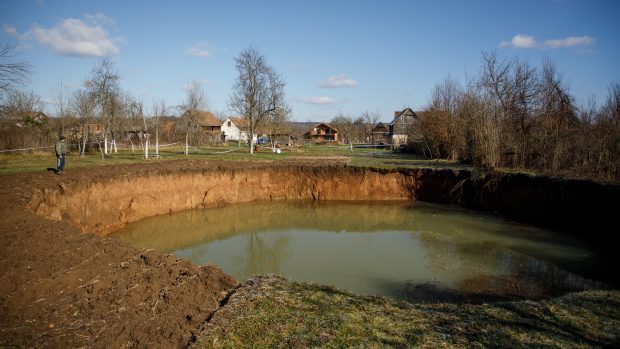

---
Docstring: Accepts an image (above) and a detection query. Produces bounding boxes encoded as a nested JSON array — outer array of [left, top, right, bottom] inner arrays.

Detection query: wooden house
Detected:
[[388, 108, 420, 147], [365, 122, 390, 145], [304, 123, 338, 143], [180, 110, 223, 143]]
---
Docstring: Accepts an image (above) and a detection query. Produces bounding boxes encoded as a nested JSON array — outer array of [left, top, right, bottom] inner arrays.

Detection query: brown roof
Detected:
[[229, 116, 248, 128], [389, 108, 418, 126], [196, 111, 221, 127], [304, 123, 338, 136]]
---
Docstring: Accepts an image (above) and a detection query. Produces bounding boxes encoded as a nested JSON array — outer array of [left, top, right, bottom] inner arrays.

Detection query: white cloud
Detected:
[[298, 96, 339, 105], [319, 74, 357, 88], [185, 42, 214, 58], [84, 13, 115, 27], [17, 14, 120, 57], [501, 34, 537, 48], [3, 24, 17, 36], [544, 36, 595, 48], [498, 40, 511, 48], [500, 34, 596, 50]]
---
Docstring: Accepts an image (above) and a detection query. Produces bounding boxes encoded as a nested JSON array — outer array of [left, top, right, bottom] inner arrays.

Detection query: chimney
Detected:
[[393, 111, 400, 118]]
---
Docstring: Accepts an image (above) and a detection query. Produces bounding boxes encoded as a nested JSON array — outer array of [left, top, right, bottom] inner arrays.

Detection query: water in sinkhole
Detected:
[[112, 201, 611, 303]]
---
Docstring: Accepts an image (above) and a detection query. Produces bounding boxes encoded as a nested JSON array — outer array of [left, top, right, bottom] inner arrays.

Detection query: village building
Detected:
[[260, 121, 295, 146], [365, 122, 390, 145], [387, 108, 420, 148], [158, 116, 179, 142], [179, 110, 222, 144], [304, 123, 338, 143], [221, 117, 255, 143]]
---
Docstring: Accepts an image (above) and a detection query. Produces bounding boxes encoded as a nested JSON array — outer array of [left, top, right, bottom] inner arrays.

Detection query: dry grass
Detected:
[[197, 275, 620, 349], [0, 144, 469, 175]]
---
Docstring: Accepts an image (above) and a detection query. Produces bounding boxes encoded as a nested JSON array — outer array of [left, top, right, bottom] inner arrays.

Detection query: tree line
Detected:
[[2, 42, 618, 181], [0, 44, 290, 157], [411, 52, 619, 181]]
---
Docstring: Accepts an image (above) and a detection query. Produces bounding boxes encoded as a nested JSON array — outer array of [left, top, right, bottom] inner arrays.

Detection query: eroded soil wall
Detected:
[[29, 163, 619, 244], [29, 165, 417, 235], [411, 169, 620, 245]]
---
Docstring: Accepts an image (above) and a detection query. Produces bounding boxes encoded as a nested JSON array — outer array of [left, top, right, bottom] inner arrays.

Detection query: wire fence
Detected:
[[0, 141, 396, 159]]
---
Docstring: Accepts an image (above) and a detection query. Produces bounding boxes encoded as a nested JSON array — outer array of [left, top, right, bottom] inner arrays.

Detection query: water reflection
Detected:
[[113, 201, 610, 302]]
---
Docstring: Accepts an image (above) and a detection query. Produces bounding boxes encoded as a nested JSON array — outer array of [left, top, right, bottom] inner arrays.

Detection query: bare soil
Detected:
[[0, 161, 246, 348]]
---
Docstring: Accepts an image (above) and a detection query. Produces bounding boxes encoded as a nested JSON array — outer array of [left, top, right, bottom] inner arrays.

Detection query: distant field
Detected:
[[0, 143, 469, 174]]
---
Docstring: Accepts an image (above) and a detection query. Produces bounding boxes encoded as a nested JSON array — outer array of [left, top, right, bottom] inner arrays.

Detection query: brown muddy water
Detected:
[[112, 201, 610, 303]]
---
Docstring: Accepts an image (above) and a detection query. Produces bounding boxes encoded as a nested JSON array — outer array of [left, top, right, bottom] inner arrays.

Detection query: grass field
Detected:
[[0, 143, 470, 174], [198, 275, 620, 348]]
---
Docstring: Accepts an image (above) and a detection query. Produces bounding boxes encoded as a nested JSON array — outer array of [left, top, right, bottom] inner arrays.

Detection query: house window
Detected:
[[228, 121, 231, 127]]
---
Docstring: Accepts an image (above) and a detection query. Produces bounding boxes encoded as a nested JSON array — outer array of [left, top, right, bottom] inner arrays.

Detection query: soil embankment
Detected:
[[1, 159, 618, 347], [29, 161, 416, 235], [29, 161, 620, 245]]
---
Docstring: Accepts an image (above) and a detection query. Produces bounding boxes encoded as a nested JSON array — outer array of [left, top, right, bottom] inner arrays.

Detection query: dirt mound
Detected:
[[0, 164, 237, 348]]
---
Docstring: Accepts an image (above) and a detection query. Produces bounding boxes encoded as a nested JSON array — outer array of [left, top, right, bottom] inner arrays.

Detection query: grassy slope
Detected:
[[0, 144, 471, 174], [198, 275, 620, 349]]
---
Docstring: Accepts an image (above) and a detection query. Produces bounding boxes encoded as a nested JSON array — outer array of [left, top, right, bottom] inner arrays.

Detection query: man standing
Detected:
[[55, 135, 66, 174]]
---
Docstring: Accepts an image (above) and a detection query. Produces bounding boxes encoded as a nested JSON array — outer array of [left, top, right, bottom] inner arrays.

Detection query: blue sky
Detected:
[[1, 0, 619, 122]]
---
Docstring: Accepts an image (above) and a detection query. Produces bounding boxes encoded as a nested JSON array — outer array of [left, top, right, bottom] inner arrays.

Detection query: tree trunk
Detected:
[[104, 131, 108, 154], [145, 134, 149, 159], [155, 126, 159, 159], [185, 133, 189, 156], [81, 126, 88, 156], [99, 140, 104, 160], [138, 131, 144, 152], [249, 125, 254, 154]]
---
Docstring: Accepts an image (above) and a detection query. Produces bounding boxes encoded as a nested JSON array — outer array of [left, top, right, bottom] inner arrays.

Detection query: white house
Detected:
[[221, 117, 256, 143]]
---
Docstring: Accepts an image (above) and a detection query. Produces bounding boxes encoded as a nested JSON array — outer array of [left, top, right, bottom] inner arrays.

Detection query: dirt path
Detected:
[[0, 161, 239, 348]]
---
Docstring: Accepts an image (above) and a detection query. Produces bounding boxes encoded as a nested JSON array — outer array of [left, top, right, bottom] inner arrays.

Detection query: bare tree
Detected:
[[264, 104, 291, 148], [150, 99, 168, 159], [592, 82, 620, 179], [0, 42, 30, 101], [573, 96, 597, 173], [350, 116, 367, 144], [537, 59, 577, 171], [229, 47, 287, 154], [331, 112, 355, 150], [1, 90, 41, 121], [71, 89, 96, 156], [86, 58, 121, 155], [475, 94, 502, 168], [362, 110, 380, 145], [412, 52, 618, 181], [125, 96, 148, 157], [424, 76, 464, 159], [181, 81, 206, 156], [54, 81, 71, 135], [430, 75, 462, 113], [0, 90, 48, 148]]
